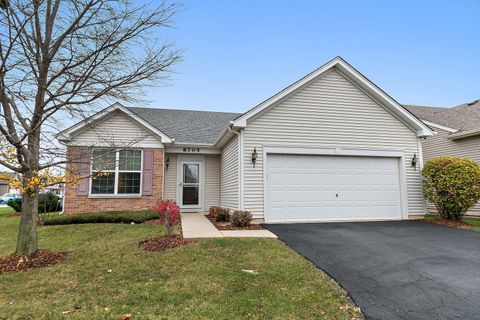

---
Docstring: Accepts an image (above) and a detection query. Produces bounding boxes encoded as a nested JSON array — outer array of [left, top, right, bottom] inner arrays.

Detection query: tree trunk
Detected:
[[16, 192, 39, 256]]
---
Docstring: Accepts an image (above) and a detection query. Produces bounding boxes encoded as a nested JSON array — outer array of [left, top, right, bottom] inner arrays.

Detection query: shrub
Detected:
[[7, 198, 22, 212], [6, 192, 62, 213], [38, 193, 62, 213], [231, 210, 252, 227], [215, 207, 231, 222], [42, 210, 155, 225], [208, 206, 222, 219], [423, 156, 480, 221], [152, 200, 181, 237]]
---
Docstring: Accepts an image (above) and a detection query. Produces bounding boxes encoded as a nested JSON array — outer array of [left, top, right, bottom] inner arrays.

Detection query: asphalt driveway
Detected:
[[265, 221, 480, 320]]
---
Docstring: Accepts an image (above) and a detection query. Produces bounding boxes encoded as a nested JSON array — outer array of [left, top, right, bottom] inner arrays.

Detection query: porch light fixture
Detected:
[[165, 156, 170, 171], [251, 148, 258, 167], [411, 153, 418, 170]]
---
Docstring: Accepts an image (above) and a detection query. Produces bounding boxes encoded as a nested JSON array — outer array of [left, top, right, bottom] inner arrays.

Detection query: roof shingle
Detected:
[[127, 107, 242, 144], [404, 99, 480, 132]]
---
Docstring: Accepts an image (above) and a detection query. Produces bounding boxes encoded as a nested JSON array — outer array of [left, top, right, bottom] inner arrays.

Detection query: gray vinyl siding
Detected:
[[164, 153, 177, 201], [243, 69, 424, 219], [220, 136, 239, 209], [163, 153, 220, 211], [422, 128, 480, 215], [71, 111, 162, 147], [422, 128, 480, 163], [205, 155, 220, 209]]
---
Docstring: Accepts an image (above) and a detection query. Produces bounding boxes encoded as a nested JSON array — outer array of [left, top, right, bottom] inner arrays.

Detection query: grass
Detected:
[[0, 209, 360, 320], [0, 206, 15, 217], [424, 214, 480, 231]]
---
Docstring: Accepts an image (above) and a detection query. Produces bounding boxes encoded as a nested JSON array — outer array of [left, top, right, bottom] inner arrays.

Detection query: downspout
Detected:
[[228, 125, 243, 210], [417, 137, 426, 215]]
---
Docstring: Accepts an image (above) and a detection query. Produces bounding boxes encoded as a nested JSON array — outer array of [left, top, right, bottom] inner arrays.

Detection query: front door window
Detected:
[[182, 163, 199, 205]]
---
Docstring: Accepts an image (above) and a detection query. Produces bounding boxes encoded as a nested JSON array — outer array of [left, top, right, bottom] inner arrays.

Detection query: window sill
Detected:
[[88, 194, 142, 199]]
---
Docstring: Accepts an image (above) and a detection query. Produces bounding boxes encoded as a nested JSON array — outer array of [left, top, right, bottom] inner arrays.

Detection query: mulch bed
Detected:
[[423, 219, 473, 228], [206, 215, 264, 230], [138, 235, 196, 252], [143, 219, 164, 225], [0, 249, 66, 273], [143, 217, 183, 225]]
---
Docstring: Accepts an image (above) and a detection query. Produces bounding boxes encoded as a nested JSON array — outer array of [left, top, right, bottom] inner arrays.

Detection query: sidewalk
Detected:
[[181, 212, 277, 239]]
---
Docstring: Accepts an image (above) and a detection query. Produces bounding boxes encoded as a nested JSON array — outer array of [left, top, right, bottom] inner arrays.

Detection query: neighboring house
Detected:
[[0, 172, 21, 195], [57, 57, 434, 223], [405, 100, 480, 215]]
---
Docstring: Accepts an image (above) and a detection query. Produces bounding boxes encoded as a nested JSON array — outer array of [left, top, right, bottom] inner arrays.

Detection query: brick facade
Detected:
[[64, 146, 164, 214]]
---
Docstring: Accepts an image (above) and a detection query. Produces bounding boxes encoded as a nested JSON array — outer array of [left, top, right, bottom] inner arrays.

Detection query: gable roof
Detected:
[[59, 57, 437, 147], [404, 99, 480, 134], [57, 103, 174, 144], [127, 107, 241, 144], [231, 56, 434, 137]]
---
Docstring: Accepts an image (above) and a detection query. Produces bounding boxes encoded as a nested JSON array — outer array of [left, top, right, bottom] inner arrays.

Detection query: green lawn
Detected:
[[0, 206, 15, 217], [424, 214, 480, 231], [0, 207, 361, 320]]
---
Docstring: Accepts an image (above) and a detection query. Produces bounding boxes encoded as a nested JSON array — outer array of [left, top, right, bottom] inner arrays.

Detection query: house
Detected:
[[405, 100, 480, 214], [0, 172, 21, 195], [57, 57, 434, 223]]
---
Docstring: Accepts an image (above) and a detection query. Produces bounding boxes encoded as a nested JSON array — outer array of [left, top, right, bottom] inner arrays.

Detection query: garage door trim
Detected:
[[263, 146, 409, 223]]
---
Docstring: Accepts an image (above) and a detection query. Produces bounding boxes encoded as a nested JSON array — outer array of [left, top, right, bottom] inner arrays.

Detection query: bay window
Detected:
[[91, 149, 142, 195]]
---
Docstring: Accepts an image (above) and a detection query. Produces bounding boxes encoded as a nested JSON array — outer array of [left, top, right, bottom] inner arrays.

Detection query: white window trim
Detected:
[[89, 149, 143, 198]]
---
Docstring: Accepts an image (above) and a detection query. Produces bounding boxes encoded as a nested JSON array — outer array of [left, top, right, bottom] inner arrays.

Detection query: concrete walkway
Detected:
[[181, 212, 277, 239], [181, 212, 223, 238]]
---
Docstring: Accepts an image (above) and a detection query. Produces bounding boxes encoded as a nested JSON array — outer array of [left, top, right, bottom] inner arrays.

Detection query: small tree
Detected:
[[152, 200, 180, 237], [423, 157, 480, 221], [0, 0, 181, 256]]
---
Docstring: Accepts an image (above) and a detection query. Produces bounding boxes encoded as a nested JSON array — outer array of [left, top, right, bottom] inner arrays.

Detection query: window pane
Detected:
[[183, 164, 199, 183], [92, 149, 116, 171], [118, 172, 141, 194], [91, 172, 115, 194], [119, 150, 142, 171], [183, 186, 199, 205]]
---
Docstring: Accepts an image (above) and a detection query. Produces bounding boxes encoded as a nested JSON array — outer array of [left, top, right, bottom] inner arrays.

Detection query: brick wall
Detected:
[[64, 147, 164, 214]]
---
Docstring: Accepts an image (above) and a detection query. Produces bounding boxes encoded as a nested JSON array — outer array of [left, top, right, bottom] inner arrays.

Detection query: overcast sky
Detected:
[[139, 0, 480, 112]]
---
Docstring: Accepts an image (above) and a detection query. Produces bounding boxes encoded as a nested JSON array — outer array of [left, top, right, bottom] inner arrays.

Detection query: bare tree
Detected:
[[0, 0, 181, 256]]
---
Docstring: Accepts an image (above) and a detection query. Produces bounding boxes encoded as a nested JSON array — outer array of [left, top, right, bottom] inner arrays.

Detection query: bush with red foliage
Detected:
[[152, 200, 180, 237]]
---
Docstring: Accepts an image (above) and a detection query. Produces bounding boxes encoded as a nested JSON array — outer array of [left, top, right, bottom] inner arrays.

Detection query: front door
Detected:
[[178, 161, 202, 210]]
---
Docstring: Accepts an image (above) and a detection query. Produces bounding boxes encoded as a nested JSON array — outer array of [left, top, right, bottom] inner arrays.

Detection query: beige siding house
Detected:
[[405, 101, 480, 215], [58, 57, 434, 222]]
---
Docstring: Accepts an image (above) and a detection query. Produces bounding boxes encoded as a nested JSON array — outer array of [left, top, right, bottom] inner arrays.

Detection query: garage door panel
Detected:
[[266, 154, 402, 223]]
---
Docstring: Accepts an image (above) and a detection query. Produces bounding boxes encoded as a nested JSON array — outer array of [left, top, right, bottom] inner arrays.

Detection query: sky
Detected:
[[141, 0, 480, 113]]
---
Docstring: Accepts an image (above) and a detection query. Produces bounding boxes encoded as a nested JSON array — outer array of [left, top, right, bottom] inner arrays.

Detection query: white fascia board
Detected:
[[333, 61, 433, 137], [231, 58, 341, 128], [421, 120, 458, 133], [448, 128, 480, 140], [57, 102, 173, 144], [231, 56, 434, 137]]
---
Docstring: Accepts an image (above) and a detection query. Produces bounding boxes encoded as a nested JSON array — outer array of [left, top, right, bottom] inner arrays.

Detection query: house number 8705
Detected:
[[183, 147, 200, 153]]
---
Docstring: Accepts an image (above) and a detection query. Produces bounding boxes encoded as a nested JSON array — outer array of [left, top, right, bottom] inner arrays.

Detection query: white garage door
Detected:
[[266, 154, 403, 223]]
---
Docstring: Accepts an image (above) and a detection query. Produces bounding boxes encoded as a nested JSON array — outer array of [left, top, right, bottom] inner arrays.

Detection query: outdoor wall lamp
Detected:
[[411, 153, 418, 170], [165, 156, 170, 171], [251, 147, 258, 167]]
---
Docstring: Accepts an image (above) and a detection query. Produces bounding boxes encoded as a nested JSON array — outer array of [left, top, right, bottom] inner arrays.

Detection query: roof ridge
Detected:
[[127, 106, 242, 115], [403, 104, 449, 110]]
